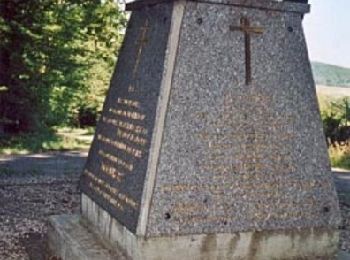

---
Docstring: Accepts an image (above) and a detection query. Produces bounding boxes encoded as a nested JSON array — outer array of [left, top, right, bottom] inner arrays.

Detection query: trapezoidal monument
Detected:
[[49, 0, 341, 259]]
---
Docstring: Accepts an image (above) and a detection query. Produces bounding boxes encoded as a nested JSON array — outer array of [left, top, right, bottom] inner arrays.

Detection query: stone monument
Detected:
[[49, 0, 342, 259]]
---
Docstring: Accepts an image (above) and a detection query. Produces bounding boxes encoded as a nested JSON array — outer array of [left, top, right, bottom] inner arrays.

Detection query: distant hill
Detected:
[[312, 62, 350, 88]]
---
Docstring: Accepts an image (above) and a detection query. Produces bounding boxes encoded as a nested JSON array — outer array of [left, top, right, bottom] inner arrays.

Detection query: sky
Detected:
[[304, 0, 350, 68]]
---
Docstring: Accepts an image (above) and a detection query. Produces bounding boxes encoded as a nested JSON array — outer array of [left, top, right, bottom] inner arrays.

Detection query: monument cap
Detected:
[[126, 0, 310, 13]]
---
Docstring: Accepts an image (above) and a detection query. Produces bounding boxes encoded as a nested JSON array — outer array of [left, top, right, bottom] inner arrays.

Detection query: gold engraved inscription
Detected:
[[85, 169, 138, 210], [102, 116, 148, 135], [89, 182, 124, 210], [100, 162, 125, 182], [86, 170, 119, 194], [161, 183, 236, 193], [98, 150, 133, 171], [109, 108, 146, 121], [117, 98, 140, 109], [196, 131, 295, 143], [97, 134, 142, 158], [116, 129, 147, 146]]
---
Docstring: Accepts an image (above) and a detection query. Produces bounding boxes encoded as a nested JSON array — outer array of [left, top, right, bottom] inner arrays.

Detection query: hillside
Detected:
[[312, 62, 350, 88]]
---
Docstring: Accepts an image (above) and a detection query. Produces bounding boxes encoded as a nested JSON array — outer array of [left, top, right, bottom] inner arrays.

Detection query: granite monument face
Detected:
[[80, 4, 173, 232], [51, 0, 342, 259]]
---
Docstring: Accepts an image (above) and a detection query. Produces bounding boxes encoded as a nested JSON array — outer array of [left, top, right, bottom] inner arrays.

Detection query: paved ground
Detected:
[[0, 151, 88, 176], [0, 152, 349, 259], [334, 171, 350, 196]]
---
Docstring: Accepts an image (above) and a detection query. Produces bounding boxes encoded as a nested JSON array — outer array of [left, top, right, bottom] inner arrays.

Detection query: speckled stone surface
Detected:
[[146, 1, 341, 236], [80, 3, 174, 233], [80, 0, 340, 246]]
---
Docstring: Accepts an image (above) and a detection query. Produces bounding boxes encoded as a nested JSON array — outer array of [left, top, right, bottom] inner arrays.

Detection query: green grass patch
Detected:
[[329, 144, 350, 170], [0, 127, 94, 155]]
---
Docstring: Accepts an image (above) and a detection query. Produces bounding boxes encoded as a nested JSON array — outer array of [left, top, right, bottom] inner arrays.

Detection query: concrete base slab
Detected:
[[48, 215, 126, 260], [79, 193, 340, 260], [48, 213, 343, 260]]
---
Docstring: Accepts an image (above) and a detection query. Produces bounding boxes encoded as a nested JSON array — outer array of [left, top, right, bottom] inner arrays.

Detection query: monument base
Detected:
[[48, 215, 123, 260], [48, 194, 341, 260]]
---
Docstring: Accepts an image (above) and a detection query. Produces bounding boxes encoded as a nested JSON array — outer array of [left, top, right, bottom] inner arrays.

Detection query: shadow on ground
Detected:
[[19, 233, 50, 260]]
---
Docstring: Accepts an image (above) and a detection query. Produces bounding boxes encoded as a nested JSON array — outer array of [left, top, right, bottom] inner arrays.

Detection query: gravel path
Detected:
[[0, 152, 85, 260], [0, 152, 349, 259], [0, 178, 80, 260]]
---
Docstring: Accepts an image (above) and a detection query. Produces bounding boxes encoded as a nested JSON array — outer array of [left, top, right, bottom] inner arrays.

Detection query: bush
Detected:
[[329, 143, 350, 170]]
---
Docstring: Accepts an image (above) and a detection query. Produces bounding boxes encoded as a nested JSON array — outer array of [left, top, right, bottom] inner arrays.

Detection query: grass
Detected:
[[329, 143, 350, 170], [0, 127, 94, 155]]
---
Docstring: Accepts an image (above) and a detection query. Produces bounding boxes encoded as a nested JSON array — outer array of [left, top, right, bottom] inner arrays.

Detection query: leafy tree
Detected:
[[0, 0, 126, 132]]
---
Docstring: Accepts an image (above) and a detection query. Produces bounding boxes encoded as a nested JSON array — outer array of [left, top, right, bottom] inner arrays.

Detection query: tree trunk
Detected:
[[0, 0, 13, 119]]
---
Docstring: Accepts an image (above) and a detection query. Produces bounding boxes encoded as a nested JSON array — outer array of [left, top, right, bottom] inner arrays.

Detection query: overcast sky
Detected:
[[304, 0, 350, 68]]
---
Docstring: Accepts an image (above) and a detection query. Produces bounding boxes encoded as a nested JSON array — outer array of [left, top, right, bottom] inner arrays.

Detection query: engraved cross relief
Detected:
[[129, 19, 150, 92], [230, 17, 264, 85]]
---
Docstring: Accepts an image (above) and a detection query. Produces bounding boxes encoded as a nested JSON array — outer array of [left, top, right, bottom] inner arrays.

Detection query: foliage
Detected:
[[319, 94, 350, 169], [322, 115, 341, 143], [319, 95, 350, 127], [312, 62, 350, 88], [0, 0, 127, 132], [320, 98, 340, 143]]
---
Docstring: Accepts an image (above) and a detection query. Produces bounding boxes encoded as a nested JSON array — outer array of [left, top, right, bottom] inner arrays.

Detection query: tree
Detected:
[[0, 0, 126, 132]]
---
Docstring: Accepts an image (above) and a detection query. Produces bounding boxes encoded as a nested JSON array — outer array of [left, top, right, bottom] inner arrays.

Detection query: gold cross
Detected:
[[133, 19, 150, 77], [230, 17, 264, 85], [129, 19, 150, 93]]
